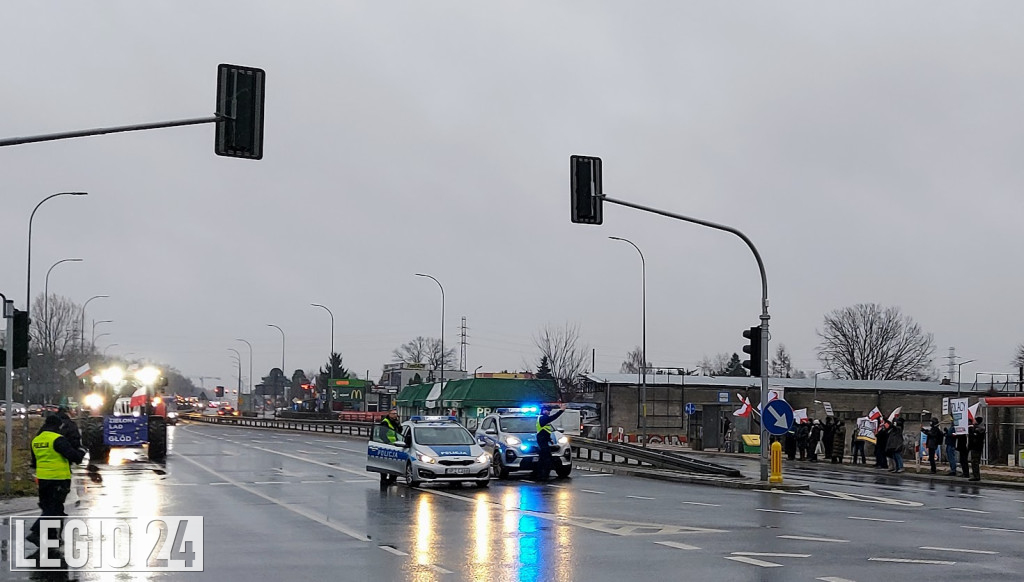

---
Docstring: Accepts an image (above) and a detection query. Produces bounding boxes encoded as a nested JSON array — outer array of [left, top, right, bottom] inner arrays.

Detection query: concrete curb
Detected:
[[668, 448, 1024, 491], [572, 461, 811, 491]]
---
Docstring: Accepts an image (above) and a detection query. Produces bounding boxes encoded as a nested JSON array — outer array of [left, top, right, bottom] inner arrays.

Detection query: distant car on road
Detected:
[[27, 404, 44, 415], [475, 408, 572, 479], [367, 416, 490, 488], [217, 406, 239, 417], [0, 402, 28, 419]]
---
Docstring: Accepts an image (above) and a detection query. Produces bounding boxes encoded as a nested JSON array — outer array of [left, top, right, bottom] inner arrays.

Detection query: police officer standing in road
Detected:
[[380, 409, 400, 443], [27, 413, 85, 548], [533, 403, 566, 481]]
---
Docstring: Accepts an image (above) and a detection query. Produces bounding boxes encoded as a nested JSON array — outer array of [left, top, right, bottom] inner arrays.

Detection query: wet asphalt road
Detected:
[[4, 422, 1024, 581]]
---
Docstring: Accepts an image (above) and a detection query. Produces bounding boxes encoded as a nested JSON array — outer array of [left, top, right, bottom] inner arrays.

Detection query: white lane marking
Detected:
[[755, 508, 801, 514], [724, 556, 782, 568], [210, 482, 231, 486], [378, 545, 408, 557], [654, 540, 700, 551], [344, 479, 375, 483], [580, 489, 606, 495], [428, 565, 453, 574], [325, 445, 361, 453], [177, 453, 369, 542], [848, 516, 904, 523], [777, 535, 849, 543], [545, 484, 565, 489], [682, 501, 720, 507], [521, 480, 536, 484], [578, 473, 614, 477], [868, 557, 955, 565], [817, 578, 857, 582], [949, 507, 989, 514], [962, 525, 1024, 534], [626, 495, 655, 500], [253, 481, 289, 485], [301, 480, 335, 484], [733, 552, 810, 558], [920, 546, 997, 555], [248, 445, 366, 476], [766, 488, 923, 506]]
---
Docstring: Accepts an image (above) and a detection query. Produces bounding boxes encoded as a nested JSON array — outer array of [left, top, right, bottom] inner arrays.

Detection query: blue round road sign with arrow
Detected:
[[763, 399, 794, 436], [684, 403, 696, 415]]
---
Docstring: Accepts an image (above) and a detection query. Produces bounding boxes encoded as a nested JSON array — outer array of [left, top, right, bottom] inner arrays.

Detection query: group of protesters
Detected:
[[781, 411, 988, 481]]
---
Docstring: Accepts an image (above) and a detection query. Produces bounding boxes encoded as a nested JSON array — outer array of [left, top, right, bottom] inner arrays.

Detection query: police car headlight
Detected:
[[558, 436, 569, 445], [504, 436, 521, 447], [476, 453, 489, 464], [418, 454, 437, 464]]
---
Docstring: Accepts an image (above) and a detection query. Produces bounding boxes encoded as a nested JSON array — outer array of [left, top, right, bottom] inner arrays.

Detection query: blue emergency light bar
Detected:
[[409, 416, 458, 422], [495, 406, 539, 414]]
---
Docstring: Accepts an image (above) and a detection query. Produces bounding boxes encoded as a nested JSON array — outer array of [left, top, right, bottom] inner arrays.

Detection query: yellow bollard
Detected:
[[769, 440, 783, 484]]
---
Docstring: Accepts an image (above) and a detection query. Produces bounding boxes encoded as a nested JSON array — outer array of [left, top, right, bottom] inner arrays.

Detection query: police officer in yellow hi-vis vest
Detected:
[[27, 413, 85, 547], [380, 409, 400, 443], [533, 403, 566, 481]]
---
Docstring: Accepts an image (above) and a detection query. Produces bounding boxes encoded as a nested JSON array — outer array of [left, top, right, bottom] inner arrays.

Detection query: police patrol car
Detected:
[[366, 416, 491, 488], [475, 407, 572, 479]]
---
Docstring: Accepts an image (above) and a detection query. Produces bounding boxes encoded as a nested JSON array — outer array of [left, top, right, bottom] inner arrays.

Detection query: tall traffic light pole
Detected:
[[570, 155, 772, 481], [2, 294, 13, 493]]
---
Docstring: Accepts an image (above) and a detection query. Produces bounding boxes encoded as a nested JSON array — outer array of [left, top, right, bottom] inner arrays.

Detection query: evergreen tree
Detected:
[[536, 356, 554, 379], [725, 353, 746, 376]]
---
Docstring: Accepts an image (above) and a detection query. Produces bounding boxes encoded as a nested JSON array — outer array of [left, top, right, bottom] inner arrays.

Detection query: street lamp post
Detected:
[[311, 303, 335, 412], [957, 359, 976, 397], [474, 365, 483, 378], [813, 371, 829, 403], [26, 192, 88, 315], [415, 274, 445, 385], [610, 236, 648, 447], [235, 339, 253, 413], [267, 324, 285, 418], [92, 320, 113, 347], [43, 258, 83, 335], [81, 295, 109, 352], [228, 348, 243, 407], [102, 343, 119, 357]]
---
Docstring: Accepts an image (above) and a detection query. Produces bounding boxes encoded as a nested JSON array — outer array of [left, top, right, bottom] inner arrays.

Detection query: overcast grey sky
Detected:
[[3, 2, 1023, 387]]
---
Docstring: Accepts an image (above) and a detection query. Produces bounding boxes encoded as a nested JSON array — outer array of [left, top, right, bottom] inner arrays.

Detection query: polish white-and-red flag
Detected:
[[968, 403, 980, 422], [733, 396, 752, 418], [888, 407, 902, 422], [129, 386, 148, 408], [867, 407, 882, 421]]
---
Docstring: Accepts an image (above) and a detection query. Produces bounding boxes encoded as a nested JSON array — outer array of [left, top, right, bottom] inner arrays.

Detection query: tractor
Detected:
[[79, 364, 170, 464]]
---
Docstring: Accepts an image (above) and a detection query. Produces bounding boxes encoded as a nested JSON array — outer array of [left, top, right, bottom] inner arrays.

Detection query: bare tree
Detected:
[[28, 293, 92, 402], [425, 338, 457, 372], [697, 352, 732, 376], [770, 344, 794, 378], [534, 322, 590, 399], [817, 303, 935, 380], [392, 336, 432, 364], [391, 336, 455, 379], [1012, 344, 1024, 368], [619, 346, 651, 374]]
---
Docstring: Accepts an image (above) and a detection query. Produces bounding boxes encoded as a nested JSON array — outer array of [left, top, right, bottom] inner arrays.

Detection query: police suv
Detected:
[[475, 408, 572, 479], [366, 416, 491, 488]]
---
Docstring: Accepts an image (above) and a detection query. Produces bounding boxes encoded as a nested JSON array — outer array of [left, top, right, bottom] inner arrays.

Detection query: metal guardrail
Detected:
[[571, 436, 742, 477], [184, 414, 740, 477], [184, 413, 373, 437]]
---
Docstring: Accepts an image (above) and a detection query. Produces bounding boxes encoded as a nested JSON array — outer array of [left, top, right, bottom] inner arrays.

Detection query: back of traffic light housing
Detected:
[[570, 155, 603, 225], [13, 310, 29, 368], [742, 325, 762, 377]]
